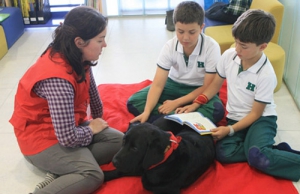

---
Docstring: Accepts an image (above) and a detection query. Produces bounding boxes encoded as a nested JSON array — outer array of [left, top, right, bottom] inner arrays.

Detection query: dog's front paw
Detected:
[[103, 170, 122, 181], [104, 169, 143, 181]]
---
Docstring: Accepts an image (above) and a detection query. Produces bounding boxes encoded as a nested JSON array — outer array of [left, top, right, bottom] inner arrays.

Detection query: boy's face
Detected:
[[175, 22, 203, 51], [234, 39, 267, 62]]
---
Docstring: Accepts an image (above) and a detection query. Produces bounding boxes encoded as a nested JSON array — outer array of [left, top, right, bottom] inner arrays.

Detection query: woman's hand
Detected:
[[175, 103, 200, 114], [89, 118, 109, 134]]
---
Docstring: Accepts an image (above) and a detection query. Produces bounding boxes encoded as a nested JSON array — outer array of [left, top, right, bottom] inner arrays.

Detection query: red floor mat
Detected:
[[94, 80, 298, 194]]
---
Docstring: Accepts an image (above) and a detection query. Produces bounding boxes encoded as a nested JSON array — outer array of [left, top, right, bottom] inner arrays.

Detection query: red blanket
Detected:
[[95, 80, 298, 194]]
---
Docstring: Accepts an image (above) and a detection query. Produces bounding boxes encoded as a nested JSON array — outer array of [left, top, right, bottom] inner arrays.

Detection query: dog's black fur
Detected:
[[104, 122, 215, 194]]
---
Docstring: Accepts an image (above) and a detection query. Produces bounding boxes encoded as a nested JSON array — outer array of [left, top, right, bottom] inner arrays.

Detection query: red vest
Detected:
[[9, 50, 90, 155]]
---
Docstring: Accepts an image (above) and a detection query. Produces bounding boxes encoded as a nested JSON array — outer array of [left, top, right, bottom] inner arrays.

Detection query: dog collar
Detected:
[[148, 131, 182, 169]]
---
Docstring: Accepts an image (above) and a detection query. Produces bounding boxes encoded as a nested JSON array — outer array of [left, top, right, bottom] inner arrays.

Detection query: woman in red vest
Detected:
[[9, 6, 124, 194]]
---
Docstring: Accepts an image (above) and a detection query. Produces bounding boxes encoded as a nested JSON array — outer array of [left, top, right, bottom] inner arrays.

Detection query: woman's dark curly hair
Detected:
[[43, 6, 108, 83]]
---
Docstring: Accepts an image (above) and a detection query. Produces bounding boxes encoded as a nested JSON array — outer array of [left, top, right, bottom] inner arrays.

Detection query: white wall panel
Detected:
[[279, 0, 300, 109]]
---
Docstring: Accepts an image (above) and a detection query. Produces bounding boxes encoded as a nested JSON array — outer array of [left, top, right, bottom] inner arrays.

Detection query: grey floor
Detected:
[[0, 16, 299, 193]]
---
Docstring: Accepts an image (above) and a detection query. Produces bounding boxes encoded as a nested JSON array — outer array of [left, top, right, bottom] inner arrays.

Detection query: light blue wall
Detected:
[[278, 0, 300, 109]]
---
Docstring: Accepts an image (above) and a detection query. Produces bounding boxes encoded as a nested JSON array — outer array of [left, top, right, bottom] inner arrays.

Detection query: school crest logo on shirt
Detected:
[[197, 61, 204, 68], [246, 82, 255, 91]]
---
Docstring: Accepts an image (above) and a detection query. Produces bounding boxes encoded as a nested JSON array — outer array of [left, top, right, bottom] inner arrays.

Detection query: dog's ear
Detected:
[[142, 125, 171, 169]]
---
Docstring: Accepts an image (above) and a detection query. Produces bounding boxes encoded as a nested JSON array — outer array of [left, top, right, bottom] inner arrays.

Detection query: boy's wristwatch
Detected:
[[228, 125, 235, 136]]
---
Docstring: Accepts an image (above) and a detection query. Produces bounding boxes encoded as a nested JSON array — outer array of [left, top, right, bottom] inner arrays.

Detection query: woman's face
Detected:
[[80, 27, 107, 62]]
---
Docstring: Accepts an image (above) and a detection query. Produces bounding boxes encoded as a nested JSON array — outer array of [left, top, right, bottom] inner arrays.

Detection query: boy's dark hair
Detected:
[[232, 9, 276, 45], [44, 6, 108, 82], [173, 1, 204, 25]]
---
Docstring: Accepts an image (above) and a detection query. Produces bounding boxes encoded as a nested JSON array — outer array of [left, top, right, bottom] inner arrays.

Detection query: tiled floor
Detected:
[[0, 16, 299, 194]]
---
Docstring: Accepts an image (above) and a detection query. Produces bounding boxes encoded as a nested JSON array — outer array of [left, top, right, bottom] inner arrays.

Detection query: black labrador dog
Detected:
[[104, 122, 215, 194]]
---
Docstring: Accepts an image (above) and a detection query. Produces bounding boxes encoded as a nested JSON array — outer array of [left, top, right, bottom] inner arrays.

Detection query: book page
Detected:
[[167, 112, 216, 130], [164, 115, 183, 125]]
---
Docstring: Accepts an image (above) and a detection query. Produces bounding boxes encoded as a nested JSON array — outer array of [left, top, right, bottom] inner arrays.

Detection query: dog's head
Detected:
[[112, 122, 172, 173]]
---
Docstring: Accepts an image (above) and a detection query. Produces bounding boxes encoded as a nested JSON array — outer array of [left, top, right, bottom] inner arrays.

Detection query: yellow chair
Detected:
[[205, 0, 284, 53], [264, 43, 285, 92], [205, 0, 285, 92], [0, 25, 8, 60]]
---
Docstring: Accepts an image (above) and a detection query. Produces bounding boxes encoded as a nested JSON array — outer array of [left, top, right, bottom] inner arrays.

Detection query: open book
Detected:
[[164, 112, 216, 135]]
